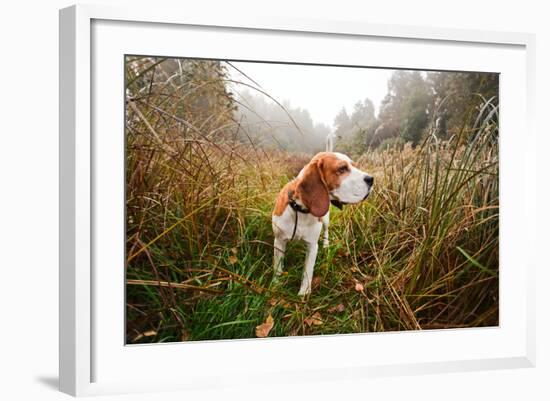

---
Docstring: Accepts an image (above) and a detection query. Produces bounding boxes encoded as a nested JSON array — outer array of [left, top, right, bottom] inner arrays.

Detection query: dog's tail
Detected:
[[326, 132, 335, 152]]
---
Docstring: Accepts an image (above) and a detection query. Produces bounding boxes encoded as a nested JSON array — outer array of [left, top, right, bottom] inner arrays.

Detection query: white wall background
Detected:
[[0, 1, 547, 400]]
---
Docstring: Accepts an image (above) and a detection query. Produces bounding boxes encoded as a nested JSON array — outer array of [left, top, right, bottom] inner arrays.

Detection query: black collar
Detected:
[[287, 190, 309, 214], [330, 199, 345, 210]]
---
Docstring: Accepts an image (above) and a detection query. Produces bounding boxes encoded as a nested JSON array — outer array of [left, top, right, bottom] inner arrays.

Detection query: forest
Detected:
[[125, 57, 499, 343]]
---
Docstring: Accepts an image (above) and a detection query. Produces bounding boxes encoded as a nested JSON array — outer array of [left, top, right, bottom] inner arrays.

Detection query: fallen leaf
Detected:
[[328, 303, 345, 313], [228, 255, 238, 265], [280, 300, 291, 308], [269, 298, 291, 308], [132, 330, 157, 342], [311, 276, 321, 289], [305, 312, 323, 326], [255, 315, 274, 338], [355, 283, 364, 292], [231, 247, 238, 255]]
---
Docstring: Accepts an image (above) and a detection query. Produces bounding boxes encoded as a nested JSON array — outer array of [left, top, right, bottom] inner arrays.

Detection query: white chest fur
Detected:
[[272, 205, 324, 243]]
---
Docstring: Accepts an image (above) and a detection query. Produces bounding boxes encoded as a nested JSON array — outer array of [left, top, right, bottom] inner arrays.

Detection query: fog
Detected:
[[227, 61, 395, 129]]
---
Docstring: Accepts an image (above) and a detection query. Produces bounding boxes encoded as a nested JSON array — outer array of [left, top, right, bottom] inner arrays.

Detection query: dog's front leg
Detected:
[[321, 212, 330, 248], [273, 237, 287, 278], [298, 241, 319, 296]]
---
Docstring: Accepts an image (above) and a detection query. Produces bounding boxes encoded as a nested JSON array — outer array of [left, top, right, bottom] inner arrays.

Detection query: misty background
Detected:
[[225, 60, 498, 155], [126, 58, 498, 156]]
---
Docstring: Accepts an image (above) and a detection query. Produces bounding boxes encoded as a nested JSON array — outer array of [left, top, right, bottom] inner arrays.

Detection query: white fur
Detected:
[[330, 152, 371, 204], [272, 152, 372, 296]]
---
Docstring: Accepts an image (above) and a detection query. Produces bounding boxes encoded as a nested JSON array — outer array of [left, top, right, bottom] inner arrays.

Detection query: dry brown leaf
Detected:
[[280, 300, 291, 308], [311, 276, 321, 290], [269, 298, 292, 308], [355, 283, 364, 292], [305, 312, 323, 326], [228, 255, 238, 265], [230, 247, 238, 255], [255, 315, 274, 338], [328, 303, 345, 313], [132, 330, 157, 342]]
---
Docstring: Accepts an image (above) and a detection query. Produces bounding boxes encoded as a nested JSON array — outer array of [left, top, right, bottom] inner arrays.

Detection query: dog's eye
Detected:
[[338, 165, 349, 174]]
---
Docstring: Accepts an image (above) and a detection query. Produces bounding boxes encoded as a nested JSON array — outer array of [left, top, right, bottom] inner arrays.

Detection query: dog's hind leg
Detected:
[[273, 237, 287, 278], [321, 212, 330, 248]]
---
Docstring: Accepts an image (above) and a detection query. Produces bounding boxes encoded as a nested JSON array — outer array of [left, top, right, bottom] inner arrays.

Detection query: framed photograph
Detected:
[[59, 4, 536, 396]]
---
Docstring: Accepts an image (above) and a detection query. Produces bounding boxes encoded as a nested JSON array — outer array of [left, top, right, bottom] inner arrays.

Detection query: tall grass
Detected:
[[125, 58, 498, 343]]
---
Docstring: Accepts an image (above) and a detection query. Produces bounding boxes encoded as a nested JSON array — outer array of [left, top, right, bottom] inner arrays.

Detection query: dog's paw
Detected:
[[272, 273, 282, 284], [298, 287, 311, 297], [322, 239, 329, 248]]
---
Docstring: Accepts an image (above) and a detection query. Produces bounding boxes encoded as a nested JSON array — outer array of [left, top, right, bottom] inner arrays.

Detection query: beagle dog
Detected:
[[272, 152, 373, 296]]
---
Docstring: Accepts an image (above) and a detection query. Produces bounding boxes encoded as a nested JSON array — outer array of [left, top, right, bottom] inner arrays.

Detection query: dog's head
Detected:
[[295, 152, 373, 217]]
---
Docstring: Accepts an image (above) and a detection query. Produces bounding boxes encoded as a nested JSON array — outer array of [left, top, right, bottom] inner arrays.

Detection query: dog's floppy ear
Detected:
[[296, 160, 330, 217]]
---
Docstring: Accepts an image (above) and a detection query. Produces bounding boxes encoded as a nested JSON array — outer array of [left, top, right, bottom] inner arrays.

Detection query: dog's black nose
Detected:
[[364, 175, 374, 186]]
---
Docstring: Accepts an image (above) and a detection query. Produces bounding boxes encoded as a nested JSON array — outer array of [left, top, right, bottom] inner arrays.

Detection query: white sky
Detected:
[[227, 61, 396, 130]]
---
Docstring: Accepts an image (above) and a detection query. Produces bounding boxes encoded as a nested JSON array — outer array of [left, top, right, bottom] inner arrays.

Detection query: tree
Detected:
[[125, 57, 237, 143], [426, 71, 499, 138], [333, 107, 352, 139], [377, 71, 431, 147], [333, 99, 377, 154]]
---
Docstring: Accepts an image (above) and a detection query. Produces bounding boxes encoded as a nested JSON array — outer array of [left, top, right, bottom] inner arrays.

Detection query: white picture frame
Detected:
[[59, 4, 536, 397]]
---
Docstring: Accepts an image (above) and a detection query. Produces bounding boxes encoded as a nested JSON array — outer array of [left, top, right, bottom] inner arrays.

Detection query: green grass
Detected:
[[124, 57, 499, 344]]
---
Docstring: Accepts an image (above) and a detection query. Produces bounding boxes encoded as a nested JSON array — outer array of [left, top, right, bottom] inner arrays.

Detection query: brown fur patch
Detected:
[[273, 181, 296, 216]]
